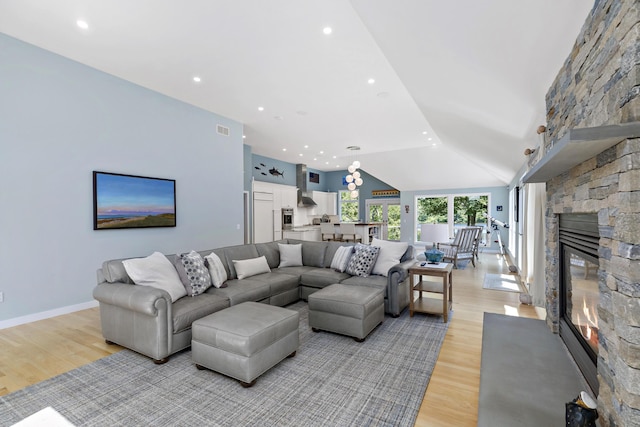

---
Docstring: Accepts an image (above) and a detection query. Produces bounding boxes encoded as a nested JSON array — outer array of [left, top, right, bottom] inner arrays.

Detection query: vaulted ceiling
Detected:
[[0, 0, 593, 190]]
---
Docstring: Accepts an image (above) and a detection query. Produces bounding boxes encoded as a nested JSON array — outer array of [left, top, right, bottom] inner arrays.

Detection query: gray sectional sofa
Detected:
[[93, 239, 414, 363]]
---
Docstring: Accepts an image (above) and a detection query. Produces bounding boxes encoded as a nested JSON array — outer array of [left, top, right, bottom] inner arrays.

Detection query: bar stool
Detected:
[[321, 222, 340, 241], [339, 223, 362, 243]]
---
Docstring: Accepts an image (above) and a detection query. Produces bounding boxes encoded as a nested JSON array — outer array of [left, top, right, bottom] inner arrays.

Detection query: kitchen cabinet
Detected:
[[312, 191, 337, 215]]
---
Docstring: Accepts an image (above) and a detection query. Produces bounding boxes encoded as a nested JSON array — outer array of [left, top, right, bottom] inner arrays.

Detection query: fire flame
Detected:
[[582, 297, 598, 343]]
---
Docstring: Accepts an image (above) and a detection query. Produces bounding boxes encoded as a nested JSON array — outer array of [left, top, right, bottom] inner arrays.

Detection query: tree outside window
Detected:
[[340, 191, 359, 222]]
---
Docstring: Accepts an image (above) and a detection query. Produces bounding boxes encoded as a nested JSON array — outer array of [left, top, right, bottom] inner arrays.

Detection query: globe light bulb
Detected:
[[351, 190, 359, 198], [352, 171, 361, 179], [352, 160, 361, 169], [347, 165, 356, 173], [345, 174, 354, 183], [347, 182, 356, 191], [355, 178, 363, 186]]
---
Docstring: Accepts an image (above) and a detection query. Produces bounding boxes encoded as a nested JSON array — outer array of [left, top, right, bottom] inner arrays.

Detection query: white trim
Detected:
[[0, 300, 98, 330]]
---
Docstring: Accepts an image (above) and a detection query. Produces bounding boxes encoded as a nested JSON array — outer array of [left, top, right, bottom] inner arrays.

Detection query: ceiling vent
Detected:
[[216, 124, 230, 136]]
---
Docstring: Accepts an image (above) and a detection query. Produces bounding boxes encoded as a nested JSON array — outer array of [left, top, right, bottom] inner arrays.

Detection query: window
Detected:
[[340, 190, 359, 222], [415, 193, 489, 244]]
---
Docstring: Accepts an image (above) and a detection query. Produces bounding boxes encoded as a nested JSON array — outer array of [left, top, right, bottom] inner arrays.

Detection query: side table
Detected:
[[409, 262, 454, 322]]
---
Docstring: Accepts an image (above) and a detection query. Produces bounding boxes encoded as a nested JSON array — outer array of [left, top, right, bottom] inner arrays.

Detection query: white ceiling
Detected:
[[0, 0, 593, 191]]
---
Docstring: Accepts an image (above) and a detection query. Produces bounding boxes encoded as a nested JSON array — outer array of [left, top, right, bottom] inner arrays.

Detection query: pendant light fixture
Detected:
[[345, 146, 364, 198]]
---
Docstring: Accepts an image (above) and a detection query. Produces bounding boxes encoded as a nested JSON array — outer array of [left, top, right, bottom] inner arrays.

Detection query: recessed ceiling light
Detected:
[[193, 76, 201, 83], [242, 135, 246, 139], [304, 145, 309, 149], [282, 148, 287, 151], [76, 20, 89, 29], [367, 78, 375, 85], [323, 27, 332, 35], [428, 138, 433, 141], [313, 158, 317, 161], [332, 155, 337, 159], [258, 106, 264, 111], [422, 131, 428, 135], [432, 143, 437, 146], [299, 154, 303, 157], [319, 150, 324, 154], [325, 161, 329, 165]]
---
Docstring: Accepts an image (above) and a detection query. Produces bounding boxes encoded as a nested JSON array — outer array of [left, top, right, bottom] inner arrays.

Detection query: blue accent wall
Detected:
[[0, 34, 244, 322], [250, 153, 328, 191], [326, 169, 397, 221]]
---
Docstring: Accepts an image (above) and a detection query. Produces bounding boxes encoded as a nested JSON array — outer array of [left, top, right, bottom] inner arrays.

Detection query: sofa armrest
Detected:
[[93, 282, 171, 317], [385, 258, 416, 316]]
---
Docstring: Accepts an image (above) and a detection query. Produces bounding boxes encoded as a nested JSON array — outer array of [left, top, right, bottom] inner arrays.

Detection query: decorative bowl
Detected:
[[424, 248, 444, 264]]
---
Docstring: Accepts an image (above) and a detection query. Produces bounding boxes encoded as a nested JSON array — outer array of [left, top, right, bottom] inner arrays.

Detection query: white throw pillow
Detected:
[[278, 243, 303, 268], [330, 245, 354, 272], [233, 256, 271, 279], [371, 238, 409, 277], [122, 252, 187, 302], [204, 252, 228, 288]]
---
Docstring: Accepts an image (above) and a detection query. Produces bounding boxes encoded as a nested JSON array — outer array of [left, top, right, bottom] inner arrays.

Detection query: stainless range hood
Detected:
[[296, 164, 317, 207]]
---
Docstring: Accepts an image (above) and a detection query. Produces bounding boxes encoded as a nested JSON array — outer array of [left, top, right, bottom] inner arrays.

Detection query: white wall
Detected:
[[0, 34, 245, 322]]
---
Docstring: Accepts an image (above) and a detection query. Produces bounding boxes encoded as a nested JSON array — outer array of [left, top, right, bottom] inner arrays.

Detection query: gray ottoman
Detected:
[[308, 283, 384, 342], [191, 301, 299, 387]]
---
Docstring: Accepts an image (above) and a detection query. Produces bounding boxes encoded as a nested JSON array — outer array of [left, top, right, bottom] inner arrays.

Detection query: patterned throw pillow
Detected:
[[330, 245, 354, 272], [174, 251, 212, 296], [345, 243, 380, 277]]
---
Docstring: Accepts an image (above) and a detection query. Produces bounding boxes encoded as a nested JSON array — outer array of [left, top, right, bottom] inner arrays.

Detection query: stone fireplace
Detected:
[[523, 1, 640, 425]]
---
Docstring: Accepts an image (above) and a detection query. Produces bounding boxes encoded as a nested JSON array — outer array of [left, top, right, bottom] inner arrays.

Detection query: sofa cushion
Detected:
[[222, 245, 260, 279], [122, 252, 187, 302], [287, 239, 327, 267], [173, 251, 212, 296], [255, 242, 281, 269], [204, 252, 228, 288], [172, 293, 229, 333], [345, 244, 380, 278], [205, 278, 271, 305], [278, 243, 303, 268], [101, 259, 134, 284], [232, 256, 271, 279], [370, 238, 409, 277], [300, 268, 351, 288], [341, 274, 388, 297], [272, 265, 317, 277], [249, 272, 300, 295]]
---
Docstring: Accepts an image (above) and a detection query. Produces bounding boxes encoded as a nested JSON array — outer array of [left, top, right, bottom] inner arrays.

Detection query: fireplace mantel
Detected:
[[522, 122, 640, 183]]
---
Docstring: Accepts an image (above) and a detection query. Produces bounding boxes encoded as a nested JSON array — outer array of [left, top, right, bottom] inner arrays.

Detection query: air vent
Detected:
[[216, 124, 230, 136]]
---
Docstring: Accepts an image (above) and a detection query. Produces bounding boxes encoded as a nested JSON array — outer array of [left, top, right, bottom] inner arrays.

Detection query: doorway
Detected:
[[365, 198, 400, 240]]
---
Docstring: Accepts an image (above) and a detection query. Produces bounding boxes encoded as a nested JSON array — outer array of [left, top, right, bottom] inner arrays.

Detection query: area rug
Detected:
[[482, 273, 522, 293], [477, 313, 589, 427], [0, 301, 449, 427]]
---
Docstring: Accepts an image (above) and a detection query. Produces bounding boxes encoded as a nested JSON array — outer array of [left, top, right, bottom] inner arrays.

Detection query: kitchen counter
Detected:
[[284, 223, 383, 243]]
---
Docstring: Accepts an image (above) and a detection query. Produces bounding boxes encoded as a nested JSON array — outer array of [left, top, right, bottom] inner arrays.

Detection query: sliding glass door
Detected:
[[366, 199, 400, 240]]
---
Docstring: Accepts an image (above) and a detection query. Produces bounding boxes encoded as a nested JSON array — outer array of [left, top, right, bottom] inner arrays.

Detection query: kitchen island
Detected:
[[283, 223, 382, 243]]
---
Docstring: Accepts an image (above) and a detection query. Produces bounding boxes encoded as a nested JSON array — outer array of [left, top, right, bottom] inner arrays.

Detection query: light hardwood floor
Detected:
[[0, 252, 544, 425]]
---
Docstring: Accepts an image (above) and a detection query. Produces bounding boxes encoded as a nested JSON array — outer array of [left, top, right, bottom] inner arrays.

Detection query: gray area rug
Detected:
[[0, 301, 449, 427], [482, 273, 522, 293], [477, 313, 589, 427]]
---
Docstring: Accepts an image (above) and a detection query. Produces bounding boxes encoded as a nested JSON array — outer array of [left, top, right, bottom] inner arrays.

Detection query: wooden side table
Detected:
[[409, 262, 454, 322]]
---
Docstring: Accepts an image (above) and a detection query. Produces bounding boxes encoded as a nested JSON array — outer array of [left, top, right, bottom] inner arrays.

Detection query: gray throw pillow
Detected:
[[345, 243, 380, 277]]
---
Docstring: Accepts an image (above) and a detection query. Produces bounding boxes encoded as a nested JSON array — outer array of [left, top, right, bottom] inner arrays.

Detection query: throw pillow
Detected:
[[173, 251, 212, 296], [233, 256, 271, 279], [204, 252, 228, 288], [370, 238, 409, 277], [330, 245, 354, 272], [345, 243, 380, 278], [122, 251, 187, 302], [278, 243, 303, 268]]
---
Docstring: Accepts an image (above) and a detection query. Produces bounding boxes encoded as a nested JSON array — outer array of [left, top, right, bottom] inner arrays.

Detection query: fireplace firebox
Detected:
[[559, 213, 599, 394]]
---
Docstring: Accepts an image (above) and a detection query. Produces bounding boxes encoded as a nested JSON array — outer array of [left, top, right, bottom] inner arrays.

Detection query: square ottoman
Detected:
[[308, 283, 384, 342], [191, 301, 299, 387]]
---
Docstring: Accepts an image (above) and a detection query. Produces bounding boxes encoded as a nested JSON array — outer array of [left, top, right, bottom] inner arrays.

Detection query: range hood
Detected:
[[296, 164, 317, 207]]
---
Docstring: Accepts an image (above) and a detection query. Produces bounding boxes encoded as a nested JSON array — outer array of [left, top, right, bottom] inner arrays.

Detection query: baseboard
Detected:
[[0, 300, 98, 330]]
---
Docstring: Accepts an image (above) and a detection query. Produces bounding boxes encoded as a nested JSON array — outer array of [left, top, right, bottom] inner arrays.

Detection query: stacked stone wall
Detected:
[[540, 1, 640, 425]]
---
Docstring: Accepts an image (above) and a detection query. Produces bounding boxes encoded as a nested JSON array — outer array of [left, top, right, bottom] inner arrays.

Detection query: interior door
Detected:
[[366, 198, 400, 240]]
